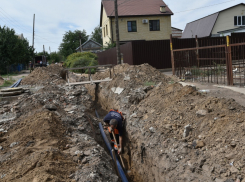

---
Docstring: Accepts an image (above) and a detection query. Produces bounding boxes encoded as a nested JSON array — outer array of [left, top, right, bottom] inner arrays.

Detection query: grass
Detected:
[[1, 73, 20, 78], [0, 77, 15, 88], [144, 81, 155, 86]]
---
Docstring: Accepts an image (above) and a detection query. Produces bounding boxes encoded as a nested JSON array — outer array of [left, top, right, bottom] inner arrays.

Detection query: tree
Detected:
[[49, 52, 65, 64], [91, 25, 102, 45], [0, 26, 33, 74], [58, 30, 88, 58]]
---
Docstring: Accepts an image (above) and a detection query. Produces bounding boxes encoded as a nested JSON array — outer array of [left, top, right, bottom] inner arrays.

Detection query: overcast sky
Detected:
[[0, 0, 243, 53]]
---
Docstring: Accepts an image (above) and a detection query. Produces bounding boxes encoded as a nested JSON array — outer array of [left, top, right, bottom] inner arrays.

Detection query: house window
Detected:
[[149, 20, 160, 31], [127, 21, 137, 32], [234, 16, 245, 26], [103, 27, 105, 37], [106, 25, 108, 35]]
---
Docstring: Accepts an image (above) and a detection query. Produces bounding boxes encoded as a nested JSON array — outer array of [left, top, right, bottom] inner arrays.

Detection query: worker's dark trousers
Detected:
[[110, 133, 119, 144]]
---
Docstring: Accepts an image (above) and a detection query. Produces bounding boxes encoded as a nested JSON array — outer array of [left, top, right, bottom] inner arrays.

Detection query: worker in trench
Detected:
[[103, 109, 124, 155]]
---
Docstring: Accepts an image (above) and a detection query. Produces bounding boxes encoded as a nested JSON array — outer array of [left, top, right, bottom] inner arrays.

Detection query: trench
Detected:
[[89, 83, 148, 182]]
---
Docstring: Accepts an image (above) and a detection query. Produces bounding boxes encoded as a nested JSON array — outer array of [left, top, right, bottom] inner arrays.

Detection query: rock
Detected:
[[84, 150, 90, 156], [164, 124, 172, 129], [0, 146, 2, 150], [225, 152, 237, 160], [10, 142, 18, 148], [82, 158, 88, 164], [230, 141, 236, 148], [225, 179, 234, 182], [183, 124, 191, 138], [195, 140, 205, 148], [196, 110, 207, 117], [149, 127, 156, 133], [44, 104, 57, 111], [229, 106, 235, 110], [215, 179, 224, 182], [78, 126, 85, 131], [230, 166, 239, 174], [36, 162, 42, 167], [69, 173, 75, 179]]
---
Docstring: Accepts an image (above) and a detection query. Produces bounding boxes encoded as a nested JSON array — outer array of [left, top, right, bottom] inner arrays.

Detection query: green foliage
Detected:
[[59, 30, 88, 58], [64, 52, 97, 67], [64, 52, 98, 73], [144, 81, 155, 86], [0, 26, 34, 74], [0, 77, 15, 87], [103, 38, 116, 50], [91, 25, 102, 45], [49, 52, 65, 64]]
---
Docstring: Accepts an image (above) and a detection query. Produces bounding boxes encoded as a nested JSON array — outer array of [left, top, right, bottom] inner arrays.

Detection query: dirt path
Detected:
[[180, 81, 245, 107]]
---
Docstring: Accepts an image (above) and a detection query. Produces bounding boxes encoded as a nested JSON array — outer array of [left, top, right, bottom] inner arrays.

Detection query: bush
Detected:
[[64, 52, 97, 68], [64, 52, 98, 74]]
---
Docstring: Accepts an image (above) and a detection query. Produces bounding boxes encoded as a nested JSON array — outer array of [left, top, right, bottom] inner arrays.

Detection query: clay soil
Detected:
[[83, 63, 245, 182], [21, 64, 66, 86], [0, 111, 76, 182]]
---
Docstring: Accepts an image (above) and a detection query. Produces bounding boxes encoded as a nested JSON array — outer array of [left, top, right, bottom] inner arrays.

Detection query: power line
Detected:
[[174, 0, 236, 13], [0, 7, 58, 45]]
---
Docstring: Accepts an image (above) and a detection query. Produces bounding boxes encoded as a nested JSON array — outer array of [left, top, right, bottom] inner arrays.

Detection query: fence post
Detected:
[[226, 35, 233, 85], [195, 35, 200, 68], [170, 34, 175, 75]]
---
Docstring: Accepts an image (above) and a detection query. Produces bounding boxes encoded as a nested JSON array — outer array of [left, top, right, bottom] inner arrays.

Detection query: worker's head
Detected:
[[110, 119, 118, 129]]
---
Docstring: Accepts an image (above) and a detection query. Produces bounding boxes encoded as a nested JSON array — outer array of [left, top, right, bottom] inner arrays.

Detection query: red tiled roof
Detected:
[[102, 0, 173, 17]]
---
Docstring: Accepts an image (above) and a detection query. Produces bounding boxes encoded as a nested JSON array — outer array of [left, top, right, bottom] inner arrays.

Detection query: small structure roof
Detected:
[[217, 26, 245, 34], [76, 39, 102, 51]]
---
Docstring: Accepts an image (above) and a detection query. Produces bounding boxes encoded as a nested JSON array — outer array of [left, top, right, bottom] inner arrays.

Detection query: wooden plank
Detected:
[[65, 64, 113, 70], [66, 79, 112, 86]]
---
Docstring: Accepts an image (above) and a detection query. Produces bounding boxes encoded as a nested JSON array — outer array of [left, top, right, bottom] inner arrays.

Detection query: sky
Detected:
[[0, 0, 243, 53]]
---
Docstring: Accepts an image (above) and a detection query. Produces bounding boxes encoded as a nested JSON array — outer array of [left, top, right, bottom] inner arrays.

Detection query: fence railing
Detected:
[[171, 34, 245, 86]]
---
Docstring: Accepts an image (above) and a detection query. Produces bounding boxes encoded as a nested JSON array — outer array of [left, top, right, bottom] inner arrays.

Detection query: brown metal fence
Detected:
[[97, 40, 172, 69], [171, 33, 245, 86]]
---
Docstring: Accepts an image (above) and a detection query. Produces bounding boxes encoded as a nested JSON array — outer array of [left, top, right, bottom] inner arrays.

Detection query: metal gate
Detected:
[[171, 35, 245, 86]]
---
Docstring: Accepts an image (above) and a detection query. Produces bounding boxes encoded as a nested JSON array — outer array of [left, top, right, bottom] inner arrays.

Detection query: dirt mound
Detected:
[[0, 111, 77, 182], [0, 84, 119, 182], [90, 63, 245, 182], [0, 76, 4, 86], [21, 64, 66, 86]]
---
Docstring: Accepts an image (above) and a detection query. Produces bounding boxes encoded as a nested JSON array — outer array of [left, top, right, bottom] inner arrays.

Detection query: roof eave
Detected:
[[108, 13, 173, 18]]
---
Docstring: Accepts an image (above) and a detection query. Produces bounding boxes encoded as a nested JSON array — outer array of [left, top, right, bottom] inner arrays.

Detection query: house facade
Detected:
[[171, 27, 182, 38], [182, 3, 245, 38], [100, 0, 173, 47]]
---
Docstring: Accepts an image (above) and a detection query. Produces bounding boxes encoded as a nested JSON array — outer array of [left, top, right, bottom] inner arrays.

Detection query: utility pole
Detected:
[[114, 0, 121, 64], [43, 45, 45, 55], [32, 14, 35, 66], [49, 46, 51, 54], [79, 33, 82, 52]]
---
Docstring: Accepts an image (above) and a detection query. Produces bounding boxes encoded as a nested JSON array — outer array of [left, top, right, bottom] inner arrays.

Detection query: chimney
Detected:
[[160, 5, 166, 13]]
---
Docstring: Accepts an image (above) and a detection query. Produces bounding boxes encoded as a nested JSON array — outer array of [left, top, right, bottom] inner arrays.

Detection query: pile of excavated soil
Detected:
[[0, 111, 76, 182], [0, 76, 4, 86], [0, 84, 119, 182], [21, 64, 67, 86], [90, 63, 245, 182]]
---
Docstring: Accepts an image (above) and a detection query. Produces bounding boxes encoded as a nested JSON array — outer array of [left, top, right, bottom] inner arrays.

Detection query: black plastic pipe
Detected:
[[99, 122, 128, 182]]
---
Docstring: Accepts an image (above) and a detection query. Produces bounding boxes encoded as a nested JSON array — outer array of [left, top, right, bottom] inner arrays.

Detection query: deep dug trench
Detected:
[[86, 66, 245, 182]]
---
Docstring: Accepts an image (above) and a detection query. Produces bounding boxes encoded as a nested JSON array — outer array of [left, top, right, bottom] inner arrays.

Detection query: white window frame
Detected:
[[234, 16, 245, 26]]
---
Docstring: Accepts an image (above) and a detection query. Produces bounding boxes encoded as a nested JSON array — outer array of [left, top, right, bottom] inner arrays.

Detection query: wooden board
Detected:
[[1, 87, 23, 92], [66, 79, 112, 86], [0, 90, 23, 97]]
